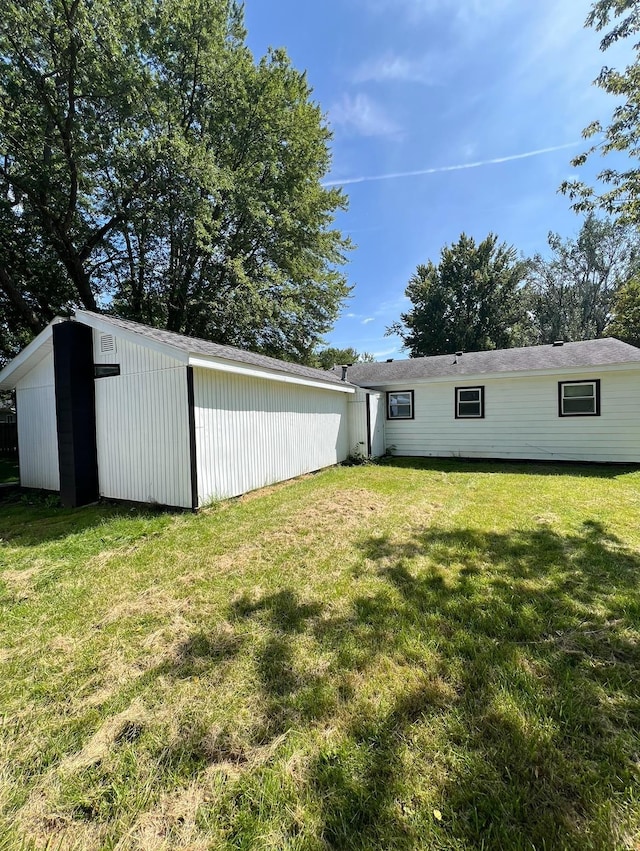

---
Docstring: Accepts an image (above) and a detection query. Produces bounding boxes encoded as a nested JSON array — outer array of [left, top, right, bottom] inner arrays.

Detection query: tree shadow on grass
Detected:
[[224, 520, 640, 850]]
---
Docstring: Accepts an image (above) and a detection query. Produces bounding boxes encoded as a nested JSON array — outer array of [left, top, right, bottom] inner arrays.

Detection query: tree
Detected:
[[561, 1, 640, 221], [312, 347, 375, 370], [388, 234, 529, 357], [0, 0, 351, 364], [523, 215, 640, 343], [606, 277, 640, 346]]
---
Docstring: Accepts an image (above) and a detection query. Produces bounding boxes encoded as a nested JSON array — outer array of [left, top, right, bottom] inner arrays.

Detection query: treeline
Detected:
[[389, 215, 640, 356]]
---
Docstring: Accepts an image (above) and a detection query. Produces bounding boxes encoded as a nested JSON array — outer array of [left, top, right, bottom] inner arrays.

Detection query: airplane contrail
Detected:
[[322, 141, 580, 187]]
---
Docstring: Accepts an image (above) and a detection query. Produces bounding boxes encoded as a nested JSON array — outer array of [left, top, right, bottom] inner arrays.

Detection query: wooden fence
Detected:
[[0, 422, 18, 456]]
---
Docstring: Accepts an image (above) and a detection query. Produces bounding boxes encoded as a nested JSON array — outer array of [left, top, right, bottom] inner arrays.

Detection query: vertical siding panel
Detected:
[[15, 352, 60, 490], [193, 368, 349, 504], [93, 332, 192, 507]]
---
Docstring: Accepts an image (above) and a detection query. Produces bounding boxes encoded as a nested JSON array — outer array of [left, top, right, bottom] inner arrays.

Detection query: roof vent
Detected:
[[100, 333, 116, 353], [386, 358, 394, 363], [552, 340, 564, 347], [341, 365, 349, 382]]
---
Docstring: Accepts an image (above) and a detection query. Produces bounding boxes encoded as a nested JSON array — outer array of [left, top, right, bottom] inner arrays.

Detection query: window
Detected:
[[94, 364, 121, 379], [558, 380, 600, 416], [455, 386, 484, 418], [387, 390, 414, 420]]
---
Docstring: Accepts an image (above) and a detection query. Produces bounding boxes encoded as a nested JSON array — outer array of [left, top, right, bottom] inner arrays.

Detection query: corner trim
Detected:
[[186, 366, 198, 510]]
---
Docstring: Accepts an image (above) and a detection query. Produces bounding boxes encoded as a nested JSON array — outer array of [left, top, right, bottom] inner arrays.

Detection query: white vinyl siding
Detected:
[[15, 352, 60, 490], [376, 369, 640, 463], [92, 333, 192, 508], [194, 367, 349, 504]]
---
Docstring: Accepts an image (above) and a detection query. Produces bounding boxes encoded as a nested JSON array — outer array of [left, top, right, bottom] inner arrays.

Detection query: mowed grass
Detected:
[[1, 459, 640, 851]]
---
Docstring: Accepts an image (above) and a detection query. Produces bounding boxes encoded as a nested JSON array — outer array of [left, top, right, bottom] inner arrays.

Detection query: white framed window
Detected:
[[455, 386, 484, 419], [387, 390, 414, 420], [559, 380, 600, 416]]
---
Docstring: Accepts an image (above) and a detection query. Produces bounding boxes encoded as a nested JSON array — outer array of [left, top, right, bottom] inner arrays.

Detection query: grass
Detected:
[[1, 458, 640, 850], [0, 456, 18, 484]]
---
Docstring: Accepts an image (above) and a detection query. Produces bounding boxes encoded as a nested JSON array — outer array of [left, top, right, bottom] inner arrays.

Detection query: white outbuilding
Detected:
[[0, 311, 362, 508]]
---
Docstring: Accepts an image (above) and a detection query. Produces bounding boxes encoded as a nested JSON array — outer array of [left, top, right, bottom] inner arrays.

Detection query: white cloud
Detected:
[[352, 53, 434, 85], [330, 93, 401, 137], [362, 317, 375, 324]]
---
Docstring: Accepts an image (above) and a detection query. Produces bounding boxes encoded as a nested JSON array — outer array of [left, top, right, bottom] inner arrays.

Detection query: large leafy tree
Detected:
[[523, 215, 640, 343], [388, 234, 529, 357], [0, 0, 351, 364], [561, 1, 640, 220], [606, 276, 640, 346]]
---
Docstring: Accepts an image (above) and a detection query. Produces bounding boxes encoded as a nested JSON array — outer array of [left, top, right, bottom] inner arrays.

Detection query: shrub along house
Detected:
[[1, 314, 639, 509]]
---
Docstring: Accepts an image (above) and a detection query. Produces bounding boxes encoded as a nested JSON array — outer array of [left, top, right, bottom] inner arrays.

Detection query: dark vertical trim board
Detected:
[[186, 366, 199, 510], [53, 321, 99, 507], [365, 393, 372, 458]]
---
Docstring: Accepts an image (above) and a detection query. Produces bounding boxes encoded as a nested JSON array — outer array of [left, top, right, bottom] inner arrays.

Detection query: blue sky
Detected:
[[244, 0, 629, 359]]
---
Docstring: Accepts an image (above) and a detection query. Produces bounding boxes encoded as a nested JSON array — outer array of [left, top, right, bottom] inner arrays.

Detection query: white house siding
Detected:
[[376, 368, 640, 463], [347, 390, 386, 458], [15, 351, 60, 490], [92, 333, 192, 507], [194, 368, 349, 503], [347, 389, 369, 457]]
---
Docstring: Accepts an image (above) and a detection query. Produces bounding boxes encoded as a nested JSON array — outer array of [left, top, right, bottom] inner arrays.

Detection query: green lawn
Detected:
[[1, 459, 640, 850], [0, 456, 18, 484]]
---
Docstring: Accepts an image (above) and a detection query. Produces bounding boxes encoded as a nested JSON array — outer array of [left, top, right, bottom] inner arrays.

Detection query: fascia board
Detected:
[[0, 319, 65, 390], [74, 310, 190, 365], [189, 355, 356, 393], [354, 361, 640, 389]]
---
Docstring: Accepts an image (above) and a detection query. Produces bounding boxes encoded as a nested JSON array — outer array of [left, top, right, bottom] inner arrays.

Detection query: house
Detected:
[[0, 407, 16, 423], [337, 338, 640, 465], [1, 314, 639, 509], [0, 312, 362, 508]]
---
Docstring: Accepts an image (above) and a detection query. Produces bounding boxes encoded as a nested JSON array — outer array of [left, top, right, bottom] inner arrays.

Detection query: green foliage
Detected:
[[561, 1, 640, 221], [606, 276, 640, 345], [523, 215, 640, 343], [389, 233, 529, 356], [312, 346, 375, 370], [0, 0, 351, 363]]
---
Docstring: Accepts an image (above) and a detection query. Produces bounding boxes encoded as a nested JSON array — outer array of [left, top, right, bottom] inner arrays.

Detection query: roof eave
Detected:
[[189, 354, 355, 393], [0, 318, 66, 390]]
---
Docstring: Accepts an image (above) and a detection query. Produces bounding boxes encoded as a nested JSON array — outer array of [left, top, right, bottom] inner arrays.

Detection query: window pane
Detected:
[[390, 393, 411, 406], [391, 405, 411, 418], [459, 402, 481, 416], [563, 384, 594, 398], [458, 389, 480, 402], [563, 398, 595, 414]]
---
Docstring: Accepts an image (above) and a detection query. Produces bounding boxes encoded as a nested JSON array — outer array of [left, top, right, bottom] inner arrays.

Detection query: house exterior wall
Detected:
[[92, 333, 192, 507], [15, 352, 60, 490], [347, 390, 385, 458], [372, 367, 640, 463], [193, 367, 349, 504]]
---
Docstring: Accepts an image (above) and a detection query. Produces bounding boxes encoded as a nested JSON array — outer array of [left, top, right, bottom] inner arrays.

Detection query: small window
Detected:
[[559, 380, 600, 416], [455, 386, 484, 418], [94, 364, 121, 379], [387, 390, 414, 420]]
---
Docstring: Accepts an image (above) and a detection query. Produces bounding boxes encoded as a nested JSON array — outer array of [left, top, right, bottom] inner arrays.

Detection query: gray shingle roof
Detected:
[[79, 312, 347, 385], [333, 338, 640, 385]]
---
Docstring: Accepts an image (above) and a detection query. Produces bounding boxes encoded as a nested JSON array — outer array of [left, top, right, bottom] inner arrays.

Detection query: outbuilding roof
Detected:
[[335, 338, 640, 385], [77, 311, 349, 386]]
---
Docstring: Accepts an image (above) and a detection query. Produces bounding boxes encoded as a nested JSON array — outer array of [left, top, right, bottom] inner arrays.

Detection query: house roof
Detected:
[[334, 338, 640, 385], [77, 311, 349, 388]]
